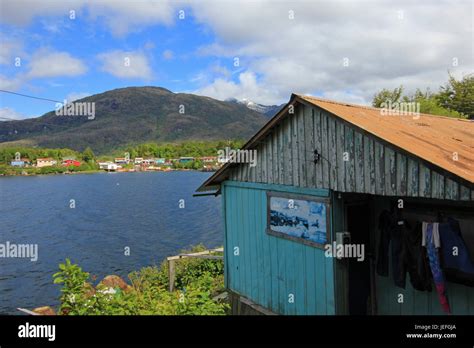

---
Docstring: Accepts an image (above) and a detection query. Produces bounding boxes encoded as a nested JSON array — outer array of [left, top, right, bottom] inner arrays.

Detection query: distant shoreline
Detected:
[[0, 169, 98, 177], [0, 168, 215, 178]]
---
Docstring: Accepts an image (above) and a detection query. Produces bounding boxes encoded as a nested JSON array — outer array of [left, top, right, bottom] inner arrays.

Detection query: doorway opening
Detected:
[[346, 201, 372, 315]]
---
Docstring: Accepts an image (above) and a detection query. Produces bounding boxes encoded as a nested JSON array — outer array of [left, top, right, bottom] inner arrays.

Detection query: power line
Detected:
[[0, 89, 62, 104], [0, 90, 83, 128]]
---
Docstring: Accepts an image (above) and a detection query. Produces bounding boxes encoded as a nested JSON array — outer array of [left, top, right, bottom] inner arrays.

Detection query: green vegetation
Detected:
[[120, 139, 245, 158], [437, 74, 474, 119], [52, 245, 228, 315], [0, 146, 78, 163], [0, 86, 266, 154], [372, 73, 472, 119], [372, 86, 405, 109], [0, 146, 100, 164], [0, 146, 99, 176], [0, 163, 98, 176], [172, 159, 204, 170], [0, 139, 244, 175], [81, 147, 95, 163]]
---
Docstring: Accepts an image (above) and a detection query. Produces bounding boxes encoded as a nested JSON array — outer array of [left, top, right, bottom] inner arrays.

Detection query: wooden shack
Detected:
[[197, 94, 474, 315]]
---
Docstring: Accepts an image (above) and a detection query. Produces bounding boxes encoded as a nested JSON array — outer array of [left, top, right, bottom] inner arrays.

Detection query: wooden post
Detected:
[[166, 247, 223, 292], [168, 259, 176, 292]]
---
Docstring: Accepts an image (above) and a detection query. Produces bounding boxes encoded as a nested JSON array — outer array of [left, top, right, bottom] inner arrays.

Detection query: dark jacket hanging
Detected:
[[376, 210, 431, 291], [439, 217, 474, 287]]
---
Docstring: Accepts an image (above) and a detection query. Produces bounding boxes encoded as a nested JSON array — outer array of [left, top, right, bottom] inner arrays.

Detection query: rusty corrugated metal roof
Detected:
[[297, 94, 474, 184], [197, 94, 474, 192]]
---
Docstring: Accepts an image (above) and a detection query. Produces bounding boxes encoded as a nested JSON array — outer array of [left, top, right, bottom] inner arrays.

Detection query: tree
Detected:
[[436, 73, 474, 119], [372, 78, 468, 119], [82, 147, 95, 163], [416, 96, 464, 118], [192, 159, 203, 170], [372, 86, 404, 107], [405, 88, 465, 119]]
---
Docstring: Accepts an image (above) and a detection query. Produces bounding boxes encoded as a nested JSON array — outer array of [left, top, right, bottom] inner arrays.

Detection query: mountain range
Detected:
[[226, 97, 285, 117], [0, 87, 271, 154]]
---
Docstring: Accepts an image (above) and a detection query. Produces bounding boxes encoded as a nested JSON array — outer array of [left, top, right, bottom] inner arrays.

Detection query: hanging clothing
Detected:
[[439, 218, 474, 287], [423, 222, 451, 314], [422, 223, 440, 248], [401, 221, 432, 291], [376, 210, 405, 287], [376, 210, 431, 291]]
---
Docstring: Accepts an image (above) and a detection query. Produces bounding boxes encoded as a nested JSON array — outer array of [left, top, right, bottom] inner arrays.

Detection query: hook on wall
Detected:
[[313, 149, 321, 164]]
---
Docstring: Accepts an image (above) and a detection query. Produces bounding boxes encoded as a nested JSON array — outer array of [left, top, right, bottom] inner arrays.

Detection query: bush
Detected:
[[52, 246, 228, 315]]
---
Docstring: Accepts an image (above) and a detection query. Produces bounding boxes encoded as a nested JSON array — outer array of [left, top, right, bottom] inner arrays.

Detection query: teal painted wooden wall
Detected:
[[222, 180, 335, 315], [376, 266, 474, 315]]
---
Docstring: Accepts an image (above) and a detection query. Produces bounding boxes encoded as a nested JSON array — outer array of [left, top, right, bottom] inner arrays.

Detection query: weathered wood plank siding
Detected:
[[228, 103, 473, 200]]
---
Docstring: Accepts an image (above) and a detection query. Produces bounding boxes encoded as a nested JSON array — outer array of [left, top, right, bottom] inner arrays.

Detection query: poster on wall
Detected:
[[267, 192, 329, 248]]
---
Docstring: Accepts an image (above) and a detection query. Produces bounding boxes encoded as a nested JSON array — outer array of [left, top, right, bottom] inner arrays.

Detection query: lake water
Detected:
[[0, 171, 222, 314]]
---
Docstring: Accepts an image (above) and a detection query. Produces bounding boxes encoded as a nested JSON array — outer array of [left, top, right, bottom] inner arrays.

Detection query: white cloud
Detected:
[[211, 63, 231, 79], [0, 48, 86, 91], [319, 91, 368, 105], [0, 0, 83, 26], [86, 0, 177, 37], [195, 71, 281, 105], [0, 74, 23, 91], [1, 0, 472, 105], [0, 0, 178, 37], [26, 49, 87, 79], [97, 50, 153, 79], [0, 107, 32, 121], [189, 0, 474, 104], [40, 19, 71, 34], [0, 36, 23, 65], [65, 92, 92, 103]]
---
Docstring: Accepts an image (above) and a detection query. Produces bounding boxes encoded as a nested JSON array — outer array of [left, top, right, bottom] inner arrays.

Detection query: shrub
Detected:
[[53, 246, 228, 315]]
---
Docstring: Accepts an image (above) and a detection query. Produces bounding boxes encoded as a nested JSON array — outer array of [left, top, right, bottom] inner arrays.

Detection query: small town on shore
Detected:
[[99, 155, 225, 172], [0, 140, 247, 176], [5, 154, 225, 174]]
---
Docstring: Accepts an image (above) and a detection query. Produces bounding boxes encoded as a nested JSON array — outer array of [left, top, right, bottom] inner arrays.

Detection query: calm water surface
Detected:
[[0, 171, 222, 314]]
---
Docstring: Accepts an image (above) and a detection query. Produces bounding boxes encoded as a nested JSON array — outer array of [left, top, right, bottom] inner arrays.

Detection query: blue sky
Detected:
[[0, 3, 229, 118], [0, 0, 472, 120]]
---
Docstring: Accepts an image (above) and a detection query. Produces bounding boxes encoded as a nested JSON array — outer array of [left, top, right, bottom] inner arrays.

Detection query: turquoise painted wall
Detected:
[[222, 180, 335, 315], [376, 271, 474, 315]]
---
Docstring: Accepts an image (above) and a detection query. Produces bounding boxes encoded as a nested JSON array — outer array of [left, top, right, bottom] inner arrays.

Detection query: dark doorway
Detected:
[[347, 202, 371, 315]]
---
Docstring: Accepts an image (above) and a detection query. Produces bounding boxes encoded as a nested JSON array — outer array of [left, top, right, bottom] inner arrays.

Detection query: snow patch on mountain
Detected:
[[226, 98, 284, 117]]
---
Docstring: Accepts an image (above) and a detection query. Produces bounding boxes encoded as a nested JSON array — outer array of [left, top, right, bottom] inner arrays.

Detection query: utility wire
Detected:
[[0, 89, 89, 129], [0, 89, 62, 104]]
